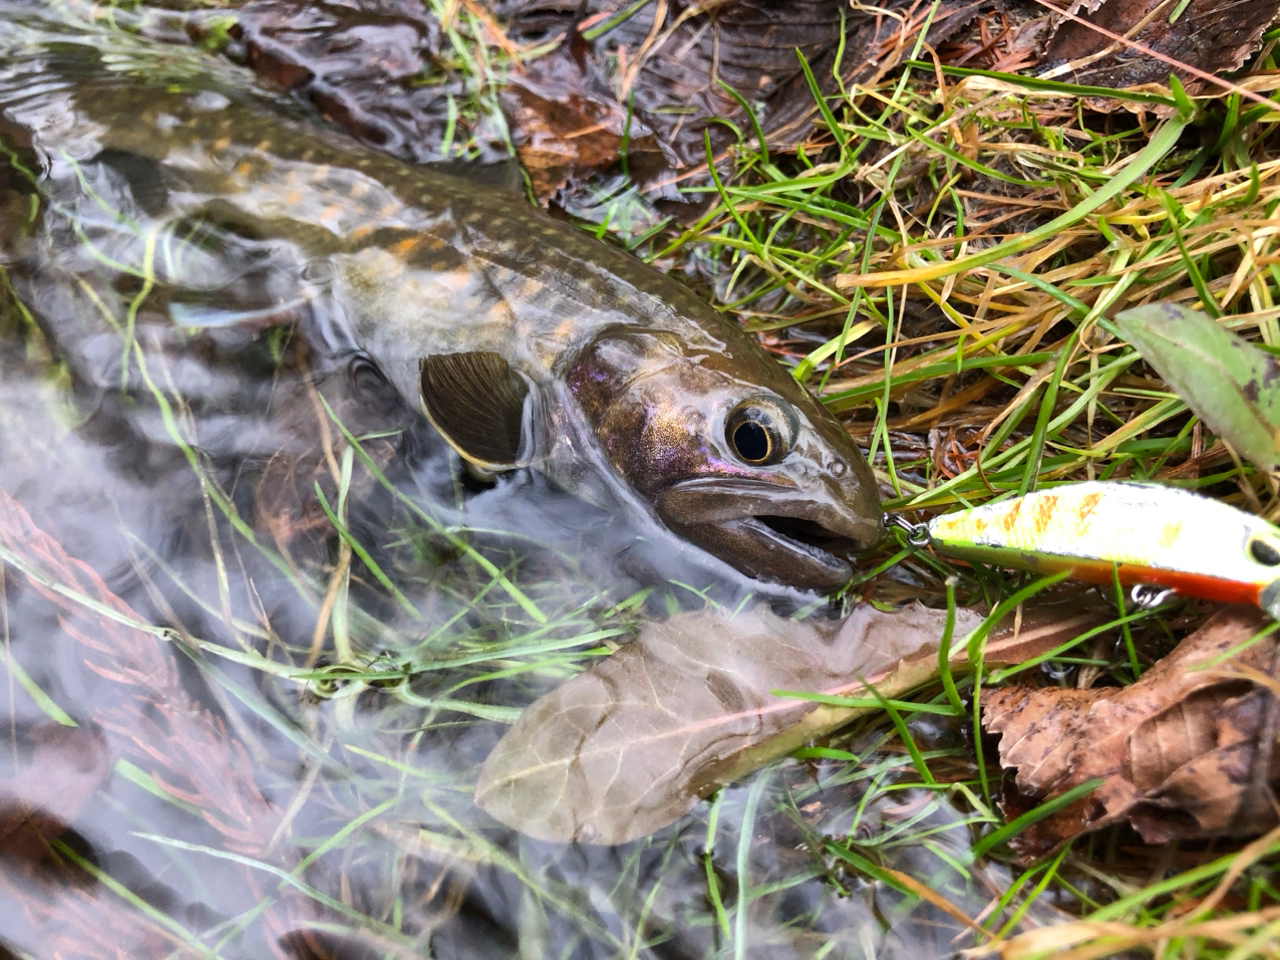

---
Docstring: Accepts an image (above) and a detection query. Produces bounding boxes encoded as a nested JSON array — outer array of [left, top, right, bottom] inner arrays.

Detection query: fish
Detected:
[[914, 481, 1280, 618], [0, 17, 883, 593]]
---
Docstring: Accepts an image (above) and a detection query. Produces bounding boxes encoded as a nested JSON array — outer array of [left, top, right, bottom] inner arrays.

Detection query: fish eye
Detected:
[[724, 397, 797, 466], [1248, 534, 1280, 567]]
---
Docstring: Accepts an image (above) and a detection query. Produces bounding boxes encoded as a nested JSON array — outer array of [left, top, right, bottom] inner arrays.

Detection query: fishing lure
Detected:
[[890, 481, 1280, 619]]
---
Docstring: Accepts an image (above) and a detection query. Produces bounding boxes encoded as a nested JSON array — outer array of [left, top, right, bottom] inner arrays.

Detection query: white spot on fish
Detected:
[[189, 91, 231, 113]]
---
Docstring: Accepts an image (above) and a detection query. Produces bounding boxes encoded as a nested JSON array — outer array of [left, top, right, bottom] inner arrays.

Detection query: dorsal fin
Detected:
[[418, 352, 530, 469]]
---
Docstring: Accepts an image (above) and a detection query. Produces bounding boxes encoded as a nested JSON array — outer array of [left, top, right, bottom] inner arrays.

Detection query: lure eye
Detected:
[[1248, 534, 1280, 567], [724, 397, 798, 466]]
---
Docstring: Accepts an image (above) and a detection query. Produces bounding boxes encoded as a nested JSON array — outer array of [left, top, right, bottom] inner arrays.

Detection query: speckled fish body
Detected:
[[927, 482, 1280, 617], [0, 15, 882, 592]]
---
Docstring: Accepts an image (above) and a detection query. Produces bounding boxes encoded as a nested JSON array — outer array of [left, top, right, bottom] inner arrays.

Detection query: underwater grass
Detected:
[[1, 147, 656, 951]]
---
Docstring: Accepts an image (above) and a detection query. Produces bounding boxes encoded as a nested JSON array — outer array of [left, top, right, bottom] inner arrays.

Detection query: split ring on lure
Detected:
[[888, 481, 1280, 620]]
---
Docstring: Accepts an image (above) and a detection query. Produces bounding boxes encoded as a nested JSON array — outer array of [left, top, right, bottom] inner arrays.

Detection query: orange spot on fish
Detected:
[[212, 136, 232, 152], [392, 236, 420, 257], [285, 190, 303, 207], [349, 223, 375, 242], [321, 204, 343, 223]]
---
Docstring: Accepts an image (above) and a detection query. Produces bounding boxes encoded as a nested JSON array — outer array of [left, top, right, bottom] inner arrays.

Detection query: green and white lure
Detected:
[[891, 481, 1280, 619]]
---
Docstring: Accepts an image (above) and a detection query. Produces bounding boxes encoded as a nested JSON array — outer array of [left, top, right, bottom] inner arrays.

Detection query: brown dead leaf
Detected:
[[983, 606, 1280, 858], [504, 80, 635, 201], [1041, 0, 1280, 90], [229, 0, 1280, 200], [254, 368, 401, 571]]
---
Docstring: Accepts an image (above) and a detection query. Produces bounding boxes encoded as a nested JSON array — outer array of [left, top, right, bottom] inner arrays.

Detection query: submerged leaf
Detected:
[[476, 597, 1106, 844], [1116, 303, 1280, 472], [475, 602, 983, 844], [478, 596, 1116, 845]]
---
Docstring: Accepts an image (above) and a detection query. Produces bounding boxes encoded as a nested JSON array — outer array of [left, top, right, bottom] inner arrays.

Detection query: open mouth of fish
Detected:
[[656, 480, 883, 593]]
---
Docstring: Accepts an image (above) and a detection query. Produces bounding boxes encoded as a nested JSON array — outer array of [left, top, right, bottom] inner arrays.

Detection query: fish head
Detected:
[[564, 326, 883, 593]]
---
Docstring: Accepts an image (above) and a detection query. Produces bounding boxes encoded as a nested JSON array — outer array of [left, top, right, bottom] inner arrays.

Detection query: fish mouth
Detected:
[[656, 479, 884, 593]]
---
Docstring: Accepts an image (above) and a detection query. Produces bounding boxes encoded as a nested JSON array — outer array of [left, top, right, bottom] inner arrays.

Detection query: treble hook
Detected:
[[885, 513, 931, 547], [1129, 583, 1177, 609]]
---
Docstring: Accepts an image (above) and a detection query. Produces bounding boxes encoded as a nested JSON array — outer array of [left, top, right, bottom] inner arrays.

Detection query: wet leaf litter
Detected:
[[984, 608, 1280, 856], [2, 1, 1280, 959], [228, 0, 1280, 198]]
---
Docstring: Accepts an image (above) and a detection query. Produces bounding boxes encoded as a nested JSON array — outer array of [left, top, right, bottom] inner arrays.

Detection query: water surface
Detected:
[[0, 4, 1036, 956]]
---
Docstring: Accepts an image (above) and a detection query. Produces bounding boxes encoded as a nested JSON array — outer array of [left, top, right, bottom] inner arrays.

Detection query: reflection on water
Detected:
[[0, 3, 1045, 957]]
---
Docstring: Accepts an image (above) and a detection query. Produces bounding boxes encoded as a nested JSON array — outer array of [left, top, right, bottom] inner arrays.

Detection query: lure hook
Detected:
[[885, 513, 931, 547], [1130, 584, 1177, 609]]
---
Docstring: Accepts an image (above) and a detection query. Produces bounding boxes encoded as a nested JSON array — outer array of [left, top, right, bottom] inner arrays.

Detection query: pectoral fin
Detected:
[[419, 352, 532, 470]]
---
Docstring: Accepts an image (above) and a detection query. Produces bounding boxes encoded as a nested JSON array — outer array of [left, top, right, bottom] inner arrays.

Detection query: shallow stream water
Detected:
[[0, 3, 1040, 957]]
